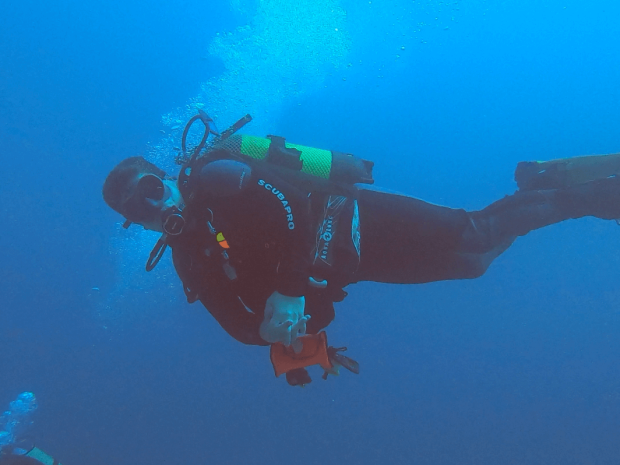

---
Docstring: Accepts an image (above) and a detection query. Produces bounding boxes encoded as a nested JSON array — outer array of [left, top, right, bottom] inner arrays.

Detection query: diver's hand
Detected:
[[260, 291, 310, 348]]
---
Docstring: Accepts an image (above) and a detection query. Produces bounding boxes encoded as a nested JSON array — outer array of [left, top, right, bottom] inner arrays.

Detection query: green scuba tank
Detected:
[[177, 111, 375, 196], [214, 134, 375, 189]]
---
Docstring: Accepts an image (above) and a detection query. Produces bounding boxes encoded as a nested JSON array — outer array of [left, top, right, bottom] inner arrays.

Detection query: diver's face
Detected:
[[122, 174, 183, 232]]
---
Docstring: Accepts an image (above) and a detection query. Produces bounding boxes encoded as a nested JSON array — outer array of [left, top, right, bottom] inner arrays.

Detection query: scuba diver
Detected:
[[0, 446, 59, 465], [0, 393, 61, 465], [102, 111, 620, 386]]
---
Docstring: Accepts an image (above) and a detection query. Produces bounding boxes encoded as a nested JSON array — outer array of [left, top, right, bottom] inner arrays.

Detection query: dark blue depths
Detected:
[[1, 0, 620, 464]]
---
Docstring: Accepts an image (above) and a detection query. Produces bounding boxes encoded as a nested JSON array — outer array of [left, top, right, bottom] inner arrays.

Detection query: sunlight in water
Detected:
[[150, 0, 351, 166]]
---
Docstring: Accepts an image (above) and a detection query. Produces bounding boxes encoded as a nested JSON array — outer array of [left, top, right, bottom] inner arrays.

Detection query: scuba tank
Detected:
[[210, 133, 375, 190], [176, 111, 375, 199]]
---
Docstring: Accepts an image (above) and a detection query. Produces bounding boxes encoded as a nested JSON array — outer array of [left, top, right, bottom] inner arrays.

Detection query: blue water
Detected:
[[2, 0, 620, 464]]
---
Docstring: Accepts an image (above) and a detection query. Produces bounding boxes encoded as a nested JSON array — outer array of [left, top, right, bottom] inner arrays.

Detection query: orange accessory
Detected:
[[270, 332, 333, 377]]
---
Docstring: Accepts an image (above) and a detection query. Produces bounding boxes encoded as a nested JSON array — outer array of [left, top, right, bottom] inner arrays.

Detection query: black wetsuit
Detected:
[[171, 155, 620, 345], [354, 176, 620, 284]]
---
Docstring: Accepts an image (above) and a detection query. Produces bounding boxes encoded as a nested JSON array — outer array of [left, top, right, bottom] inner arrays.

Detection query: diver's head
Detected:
[[102, 157, 183, 232]]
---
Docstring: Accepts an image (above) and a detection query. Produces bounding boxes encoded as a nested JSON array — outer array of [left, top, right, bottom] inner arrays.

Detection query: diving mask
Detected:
[[122, 174, 167, 223]]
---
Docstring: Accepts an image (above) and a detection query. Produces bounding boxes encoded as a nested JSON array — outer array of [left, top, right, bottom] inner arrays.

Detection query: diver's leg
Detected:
[[353, 176, 620, 285], [458, 189, 561, 255], [460, 176, 620, 256], [353, 188, 484, 284]]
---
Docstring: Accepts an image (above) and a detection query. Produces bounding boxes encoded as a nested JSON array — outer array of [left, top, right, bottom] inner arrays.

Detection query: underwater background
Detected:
[[1, 0, 620, 463]]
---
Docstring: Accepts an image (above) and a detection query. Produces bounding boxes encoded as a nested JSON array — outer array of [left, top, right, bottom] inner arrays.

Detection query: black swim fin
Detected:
[[515, 153, 620, 191]]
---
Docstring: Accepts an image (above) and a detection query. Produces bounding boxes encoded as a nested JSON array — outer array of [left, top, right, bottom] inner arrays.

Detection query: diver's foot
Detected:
[[556, 175, 620, 220]]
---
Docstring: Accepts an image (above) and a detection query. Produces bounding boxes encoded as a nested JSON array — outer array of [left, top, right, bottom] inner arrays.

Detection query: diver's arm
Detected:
[[172, 245, 268, 346], [198, 290, 268, 346]]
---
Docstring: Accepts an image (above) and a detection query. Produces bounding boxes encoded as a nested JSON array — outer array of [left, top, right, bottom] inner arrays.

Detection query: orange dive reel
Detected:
[[269, 332, 360, 386]]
